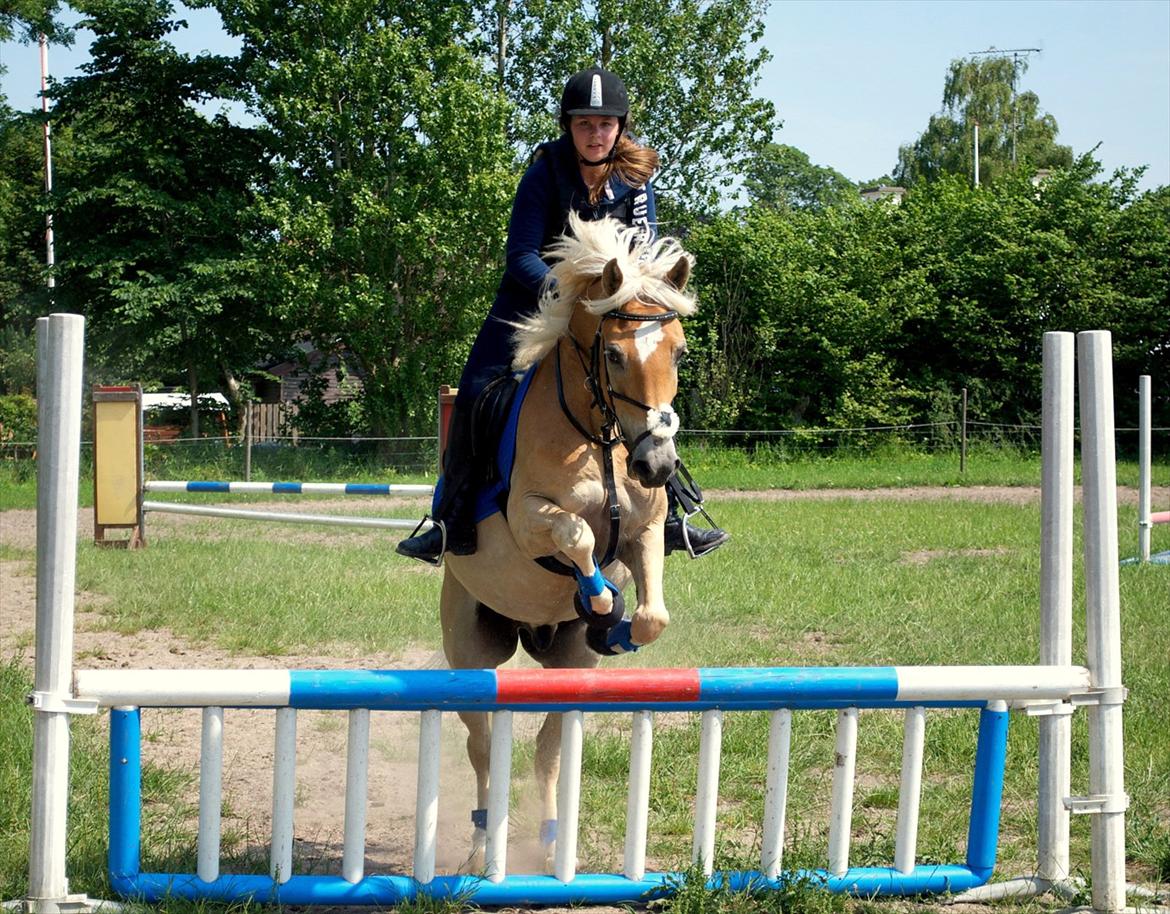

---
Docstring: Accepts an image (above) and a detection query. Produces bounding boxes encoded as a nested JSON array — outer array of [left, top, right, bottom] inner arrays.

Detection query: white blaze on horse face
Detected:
[[633, 321, 665, 364], [645, 405, 679, 440]]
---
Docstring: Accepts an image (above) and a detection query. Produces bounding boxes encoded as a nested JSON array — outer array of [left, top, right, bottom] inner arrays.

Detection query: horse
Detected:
[[439, 212, 697, 870]]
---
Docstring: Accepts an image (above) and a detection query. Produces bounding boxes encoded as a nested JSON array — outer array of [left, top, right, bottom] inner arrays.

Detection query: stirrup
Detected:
[[402, 515, 447, 567], [668, 474, 723, 561]]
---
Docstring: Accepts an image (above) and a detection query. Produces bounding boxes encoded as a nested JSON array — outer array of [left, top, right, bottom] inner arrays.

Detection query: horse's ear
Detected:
[[602, 258, 624, 297], [666, 255, 691, 291]]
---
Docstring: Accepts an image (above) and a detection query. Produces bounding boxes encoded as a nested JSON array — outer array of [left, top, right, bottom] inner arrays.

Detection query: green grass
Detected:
[[2, 473, 1168, 912], [1, 439, 1163, 511]]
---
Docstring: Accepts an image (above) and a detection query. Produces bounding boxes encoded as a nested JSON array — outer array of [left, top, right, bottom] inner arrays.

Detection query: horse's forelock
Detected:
[[509, 215, 697, 371]]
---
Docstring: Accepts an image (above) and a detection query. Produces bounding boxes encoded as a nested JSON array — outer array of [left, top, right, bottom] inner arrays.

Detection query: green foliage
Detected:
[[47, 0, 273, 411], [743, 143, 856, 213], [483, 0, 777, 217], [0, 392, 37, 444], [288, 371, 370, 439], [0, 325, 37, 393], [211, 0, 516, 436], [0, 106, 55, 331], [896, 55, 1073, 186], [683, 155, 1170, 435]]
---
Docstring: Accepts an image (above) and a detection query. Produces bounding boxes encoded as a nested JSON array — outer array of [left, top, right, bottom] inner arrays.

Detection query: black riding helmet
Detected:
[[560, 67, 629, 165]]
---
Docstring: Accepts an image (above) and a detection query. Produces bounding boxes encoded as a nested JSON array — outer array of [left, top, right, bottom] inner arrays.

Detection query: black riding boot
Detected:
[[396, 402, 479, 564], [663, 470, 730, 558]]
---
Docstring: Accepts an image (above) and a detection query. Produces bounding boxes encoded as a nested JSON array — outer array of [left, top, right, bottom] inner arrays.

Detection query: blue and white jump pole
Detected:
[[6, 318, 1132, 913]]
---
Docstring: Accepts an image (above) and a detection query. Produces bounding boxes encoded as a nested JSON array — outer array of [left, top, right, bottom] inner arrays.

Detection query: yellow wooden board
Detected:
[[94, 400, 138, 525]]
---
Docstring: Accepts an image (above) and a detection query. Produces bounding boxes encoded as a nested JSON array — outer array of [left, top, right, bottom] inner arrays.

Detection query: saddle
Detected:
[[470, 372, 520, 491]]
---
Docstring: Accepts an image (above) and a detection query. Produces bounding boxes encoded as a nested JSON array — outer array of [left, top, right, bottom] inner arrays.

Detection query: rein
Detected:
[[546, 306, 679, 573]]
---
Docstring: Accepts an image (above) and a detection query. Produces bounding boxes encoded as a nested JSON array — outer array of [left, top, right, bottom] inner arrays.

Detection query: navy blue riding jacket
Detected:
[[455, 133, 657, 408]]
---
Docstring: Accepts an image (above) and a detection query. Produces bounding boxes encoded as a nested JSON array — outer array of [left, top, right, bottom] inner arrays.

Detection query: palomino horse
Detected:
[[440, 213, 697, 869]]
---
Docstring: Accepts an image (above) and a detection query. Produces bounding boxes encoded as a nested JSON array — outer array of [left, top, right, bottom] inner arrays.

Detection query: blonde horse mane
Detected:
[[510, 213, 698, 371]]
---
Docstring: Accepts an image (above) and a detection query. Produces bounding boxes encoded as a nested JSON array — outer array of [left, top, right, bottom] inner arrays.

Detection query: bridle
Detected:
[[556, 306, 680, 451], [542, 304, 679, 574]]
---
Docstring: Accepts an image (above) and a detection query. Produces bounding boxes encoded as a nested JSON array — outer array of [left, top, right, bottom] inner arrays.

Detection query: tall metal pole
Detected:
[[1137, 375, 1151, 563], [29, 315, 85, 906], [1077, 331, 1127, 914], [1037, 333, 1073, 885], [973, 122, 980, 188], [39, 34, 56, 298]]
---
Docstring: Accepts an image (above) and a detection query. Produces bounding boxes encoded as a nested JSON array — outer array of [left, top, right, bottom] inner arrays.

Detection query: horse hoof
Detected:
[[573, 587, 625, 629], [586, 619, 639, 655]]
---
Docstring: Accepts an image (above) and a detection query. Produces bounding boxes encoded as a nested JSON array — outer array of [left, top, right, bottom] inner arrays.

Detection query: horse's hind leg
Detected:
[[440, 572, 519, 872], [524, 621, 600, 872]]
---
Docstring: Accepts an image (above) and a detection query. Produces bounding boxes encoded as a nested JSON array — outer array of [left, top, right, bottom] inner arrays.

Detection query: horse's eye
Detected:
[[605, 345, 625, 367]]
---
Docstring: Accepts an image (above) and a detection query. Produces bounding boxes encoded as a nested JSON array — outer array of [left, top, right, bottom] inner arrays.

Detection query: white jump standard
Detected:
[[8, 317, 1132, 913]]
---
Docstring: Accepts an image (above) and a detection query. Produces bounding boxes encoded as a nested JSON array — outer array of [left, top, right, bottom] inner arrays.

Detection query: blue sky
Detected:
[[3, 0, 1168, 192]]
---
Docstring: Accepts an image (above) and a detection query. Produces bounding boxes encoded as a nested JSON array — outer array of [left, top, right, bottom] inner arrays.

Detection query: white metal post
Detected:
[[894, 707, 926, 874], [28, 315, 86, 909], [623, 710, 653, 880], [1138, 375, 1151, 563], [1077, 331, 1127, 914], [270, 708, 297, 883], [1038, 332, 1074, 883], [411, 709, 441, 885], [485, 710, 513, 883], [692, 709, 722, 875], [197, 708, 224, 882], [761, 708, 792, 879], [828, 707, 858, 877], [554, 710, 584, 882], [343, 708, 370, 884]]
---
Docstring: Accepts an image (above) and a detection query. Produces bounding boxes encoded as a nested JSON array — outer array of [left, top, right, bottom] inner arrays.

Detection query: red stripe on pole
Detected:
[[497, 668, 701, 704]]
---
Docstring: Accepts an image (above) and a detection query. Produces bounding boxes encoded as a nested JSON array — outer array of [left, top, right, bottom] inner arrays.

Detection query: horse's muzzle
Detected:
[[627, 441, 679, 488]]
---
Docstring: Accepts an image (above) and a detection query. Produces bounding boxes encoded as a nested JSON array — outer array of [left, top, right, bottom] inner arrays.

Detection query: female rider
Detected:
[[397, 66, 728, 564]]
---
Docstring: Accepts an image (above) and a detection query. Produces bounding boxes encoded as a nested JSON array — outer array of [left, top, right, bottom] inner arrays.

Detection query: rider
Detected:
[[397, 65, 729, 564]]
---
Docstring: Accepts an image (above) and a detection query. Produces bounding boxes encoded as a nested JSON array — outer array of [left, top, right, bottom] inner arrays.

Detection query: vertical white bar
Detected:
[[1039, 331, 1074, 882], [197, 707, 224, 882], [412, 709, 441, 885], [1138, 374, 1151, 563], [271, 707, 297, 883], [828, 707, 858, 877], [554, 710, 584, 882], [485, 710, 513, 883], [894, 706, 925, 874], [1078, 331, 1127, 913], [624, 710, 653, 880], [761, 708, 792, 879], [29, 314, 85, 903], [342, 708, 370, 883], [692, 709, 722, 875]]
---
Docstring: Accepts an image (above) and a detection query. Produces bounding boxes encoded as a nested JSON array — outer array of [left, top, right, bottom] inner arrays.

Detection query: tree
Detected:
[[480, 0, 778, 219], [210, 0, 516, 436], [895, 55, 1072, 186], [743, 143, 856, 212], [0, 102, 63, 396], [0, 0, 68, 46], [48, 0, 272, 434]]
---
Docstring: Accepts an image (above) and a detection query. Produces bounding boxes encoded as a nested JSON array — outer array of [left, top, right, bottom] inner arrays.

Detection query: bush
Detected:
[[0, 393, 36, 445]]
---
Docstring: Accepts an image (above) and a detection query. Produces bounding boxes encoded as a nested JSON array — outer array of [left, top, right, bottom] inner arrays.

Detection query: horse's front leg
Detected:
[[626, 520, 670, 646], [515, 494, 615, 620]]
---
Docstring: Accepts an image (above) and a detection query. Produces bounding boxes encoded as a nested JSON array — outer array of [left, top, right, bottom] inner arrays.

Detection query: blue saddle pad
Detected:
[[431, 362, 538, 524]]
